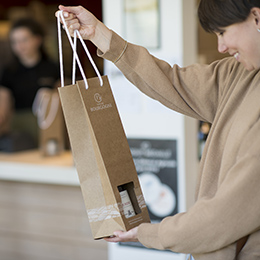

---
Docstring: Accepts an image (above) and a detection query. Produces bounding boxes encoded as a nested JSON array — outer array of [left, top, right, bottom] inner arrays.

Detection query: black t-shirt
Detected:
[[0, 58, 59, 109]]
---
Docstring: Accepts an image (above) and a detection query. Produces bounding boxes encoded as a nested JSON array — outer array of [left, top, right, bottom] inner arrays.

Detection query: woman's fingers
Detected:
[[56, 10, 80, 37], [64, 19, 80, 30], [55, 11, 76, 22], [103, 227, 139, 243], [58, 5, 84, 17]]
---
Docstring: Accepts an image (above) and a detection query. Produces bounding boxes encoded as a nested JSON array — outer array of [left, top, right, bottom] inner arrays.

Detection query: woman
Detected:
[[57, 0, 260, 259], [0, 18, 59, 144]]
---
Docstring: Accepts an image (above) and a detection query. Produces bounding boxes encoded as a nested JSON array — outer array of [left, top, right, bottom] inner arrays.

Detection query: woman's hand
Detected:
[[56, 5, 98, 41], [56, 5, 112, 53], [104, 227, 139, 243]]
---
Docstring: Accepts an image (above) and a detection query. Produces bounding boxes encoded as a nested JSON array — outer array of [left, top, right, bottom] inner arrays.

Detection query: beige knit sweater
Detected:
[[99, 31, 260, 259]]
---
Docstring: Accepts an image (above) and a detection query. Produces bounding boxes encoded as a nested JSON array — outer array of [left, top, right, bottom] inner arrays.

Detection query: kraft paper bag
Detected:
[[33, 88, 65, 156], [59, 77, 150, 239], [57, 11, 150, 239]]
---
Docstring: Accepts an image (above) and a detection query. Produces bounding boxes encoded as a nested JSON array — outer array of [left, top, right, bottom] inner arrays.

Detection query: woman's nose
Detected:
[[217, 38, 228, 54]]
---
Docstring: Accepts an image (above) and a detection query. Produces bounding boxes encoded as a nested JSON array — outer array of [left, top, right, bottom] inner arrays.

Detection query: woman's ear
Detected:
[[251, 7, 260, 26]]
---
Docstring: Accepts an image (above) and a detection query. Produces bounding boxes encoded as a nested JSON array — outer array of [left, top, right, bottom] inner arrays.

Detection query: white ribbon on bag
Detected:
[[57, 10, 103, 89]]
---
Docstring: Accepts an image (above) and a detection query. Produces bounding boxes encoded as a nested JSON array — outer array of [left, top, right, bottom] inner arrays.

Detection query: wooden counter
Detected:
[[0, 150, 79, 185], [0, 150, 108, 260]]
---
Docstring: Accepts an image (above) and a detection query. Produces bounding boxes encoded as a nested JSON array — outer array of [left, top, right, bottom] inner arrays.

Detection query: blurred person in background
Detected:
[[0, 18, 59, 151]]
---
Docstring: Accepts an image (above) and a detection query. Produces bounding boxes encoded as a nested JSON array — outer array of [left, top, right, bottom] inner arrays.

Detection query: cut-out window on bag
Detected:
[[118, 182, 141, 218]]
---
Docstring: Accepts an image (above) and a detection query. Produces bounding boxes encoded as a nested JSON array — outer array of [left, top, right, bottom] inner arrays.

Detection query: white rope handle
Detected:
[[73, 30, 103, 86], [57, 11, 103, 89], [57, 11, 87, 88], [72, 30, 77, 85]]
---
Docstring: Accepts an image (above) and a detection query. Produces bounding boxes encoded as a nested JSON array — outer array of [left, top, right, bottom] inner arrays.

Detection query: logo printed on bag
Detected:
[[90, 92, 112, 112], [94, 93, 102, 103]]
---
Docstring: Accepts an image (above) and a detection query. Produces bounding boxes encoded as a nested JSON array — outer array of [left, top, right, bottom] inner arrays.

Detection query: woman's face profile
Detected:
[[10, 27, 42, 60], [214, 8, 260, 71]]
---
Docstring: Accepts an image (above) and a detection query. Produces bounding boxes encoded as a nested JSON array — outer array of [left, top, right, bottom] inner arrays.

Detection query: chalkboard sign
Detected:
[[119, 138, 178, 249]]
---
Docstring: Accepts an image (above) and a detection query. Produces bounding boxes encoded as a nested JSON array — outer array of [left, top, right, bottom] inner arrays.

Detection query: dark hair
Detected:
[[198, 0, 260, 33], [10, 18, 48, 59]]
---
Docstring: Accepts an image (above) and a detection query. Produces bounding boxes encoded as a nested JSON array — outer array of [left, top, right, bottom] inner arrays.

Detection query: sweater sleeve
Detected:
[[98, 31, 235, 123], [137, 119, 260, 254]]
